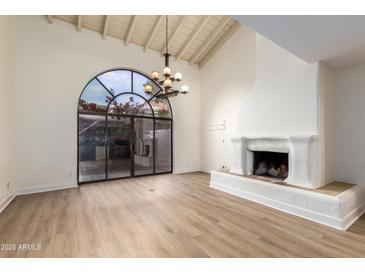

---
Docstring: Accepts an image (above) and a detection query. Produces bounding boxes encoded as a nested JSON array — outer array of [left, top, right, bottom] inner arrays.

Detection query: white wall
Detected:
[[333, 63, 365, 185], [14, 16, 201, 191], [200, 29, 321, 173], [200, 26, 256, 172], [236, 34, 319, 136], [0, 16, 16, 206], [318, 63, 335, 185]]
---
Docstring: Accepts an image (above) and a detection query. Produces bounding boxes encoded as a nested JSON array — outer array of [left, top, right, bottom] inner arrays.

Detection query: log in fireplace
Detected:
[[253, 151, 288, 179]]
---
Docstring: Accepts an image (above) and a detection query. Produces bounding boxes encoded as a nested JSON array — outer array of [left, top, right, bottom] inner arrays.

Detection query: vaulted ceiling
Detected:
[[47, 15, 241, 69], [235, 15, 365, 69]]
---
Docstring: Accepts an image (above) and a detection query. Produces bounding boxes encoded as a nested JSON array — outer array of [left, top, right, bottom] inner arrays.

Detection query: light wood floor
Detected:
[[1, 172, 365, 258]]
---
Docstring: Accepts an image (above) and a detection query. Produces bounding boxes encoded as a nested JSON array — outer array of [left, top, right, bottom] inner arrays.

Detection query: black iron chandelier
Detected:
[[144, 16, 189, 97]]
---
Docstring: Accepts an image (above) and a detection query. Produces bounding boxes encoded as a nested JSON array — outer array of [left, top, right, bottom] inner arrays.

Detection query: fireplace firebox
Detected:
[[253, 151, 289, 179]]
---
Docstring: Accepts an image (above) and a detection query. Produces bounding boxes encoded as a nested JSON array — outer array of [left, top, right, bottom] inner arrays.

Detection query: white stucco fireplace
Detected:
[[230, 135, 321, 189]]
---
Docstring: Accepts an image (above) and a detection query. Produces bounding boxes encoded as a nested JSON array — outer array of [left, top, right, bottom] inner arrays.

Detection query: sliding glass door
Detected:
[[78, 114, 168, 183], [133, 118, 154, 176], [107, 116, 132, 179], [106, 116, 155, 179], [78, 114, 106, 182], [155, 119, 172, 173]]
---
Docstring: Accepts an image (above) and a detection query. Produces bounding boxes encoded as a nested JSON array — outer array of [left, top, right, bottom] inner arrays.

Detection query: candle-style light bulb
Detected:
[[144, 83, 153, 94], [163, 66, 171, 76], [151, 71, 160, 80], [174, 72, 182, 81], [163, 78, 172, 88], [181, 85, 189, 94]]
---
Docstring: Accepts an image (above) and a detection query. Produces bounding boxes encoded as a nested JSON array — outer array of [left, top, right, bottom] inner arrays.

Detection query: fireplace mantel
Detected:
[[230, 135, 321, 189]]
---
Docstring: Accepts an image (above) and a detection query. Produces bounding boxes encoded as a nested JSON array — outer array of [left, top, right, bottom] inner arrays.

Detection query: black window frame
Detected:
[[77, 68, 173, 185]]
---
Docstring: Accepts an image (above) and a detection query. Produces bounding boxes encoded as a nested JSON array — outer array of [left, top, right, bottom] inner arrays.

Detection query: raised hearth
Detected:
[[210, 171, 365, 230], [209, 135, 365, 230]]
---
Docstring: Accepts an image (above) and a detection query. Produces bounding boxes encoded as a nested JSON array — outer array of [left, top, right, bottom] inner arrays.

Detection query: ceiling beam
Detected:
[[144, 15, 163, 51], [189, 16, 231, 64], [199, 21, 241, 69], [160, 15, 187, 54], [47, 15, 53, 24], [102, 15, 111, 39], [77, 16, 82, 32], [124, 15, 137, 46], [175, 16, 211, 61]]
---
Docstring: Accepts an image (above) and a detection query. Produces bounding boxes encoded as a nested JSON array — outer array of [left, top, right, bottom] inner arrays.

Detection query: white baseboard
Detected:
[[341, 201, 365, 230], [0, 183, 77, 215], [200, 167, 212, 174], [0, 193, 16, 215], [173, 168, 201, 174], [16, 182, 77, 196]]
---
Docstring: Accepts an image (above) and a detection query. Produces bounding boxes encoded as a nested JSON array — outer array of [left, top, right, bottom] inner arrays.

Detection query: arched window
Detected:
[[107, 93, 153, 116], [77, 68, 173, 184]]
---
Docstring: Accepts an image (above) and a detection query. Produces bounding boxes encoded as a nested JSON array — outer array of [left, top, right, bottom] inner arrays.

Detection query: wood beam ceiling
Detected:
[[77, 15, 82, 32], [44, 15, 241, 69], [102, 15, 111, 39], [124, 15, 137, 46], [190, 16, 231, 64], [175, 16, 211, 61], [144, 15, 163, 51], [160, 15, 187, 54]]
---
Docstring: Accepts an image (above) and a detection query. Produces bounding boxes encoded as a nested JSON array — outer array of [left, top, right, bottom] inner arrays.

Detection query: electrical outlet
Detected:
[[6, 182, 10, 189]]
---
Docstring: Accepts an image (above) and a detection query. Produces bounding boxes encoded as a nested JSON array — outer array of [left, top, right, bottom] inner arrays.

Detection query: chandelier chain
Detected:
[[165, 15, 169, 54]]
